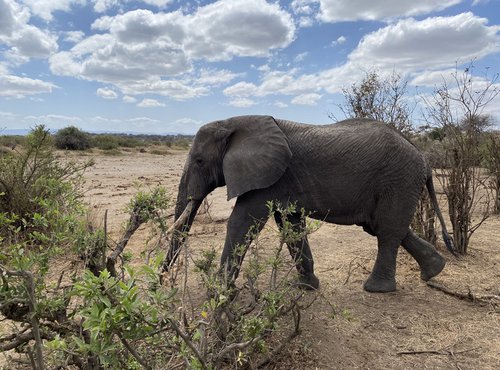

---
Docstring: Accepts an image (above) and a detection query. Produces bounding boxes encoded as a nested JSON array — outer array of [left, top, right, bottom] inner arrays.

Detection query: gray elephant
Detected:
[[165, 115, 455, 292]]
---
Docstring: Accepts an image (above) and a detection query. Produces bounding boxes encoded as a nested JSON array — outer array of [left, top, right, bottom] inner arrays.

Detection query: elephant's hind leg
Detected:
[[363, 234, 400, 293], [273, 212, 319, 290], [401, 230, 445, 281]]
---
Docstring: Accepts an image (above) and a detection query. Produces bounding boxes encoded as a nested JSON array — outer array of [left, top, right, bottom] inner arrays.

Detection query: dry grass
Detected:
[[2, 151, 498, 369]]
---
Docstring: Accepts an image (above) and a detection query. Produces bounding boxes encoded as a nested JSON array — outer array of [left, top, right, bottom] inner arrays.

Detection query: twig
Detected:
[[106, 211, 143, 277], [397, 346, 480, 356], [255, 307, 301, 368], [0, 331, 36, 351], [103, 209, 108, 269], [26, 346, 37, 370], [0, 267, 45, 370], [215, 337, 261, 365], [426, 281, 500, 307], [169, 319, 208, 370], [118, 334, 151, 370]]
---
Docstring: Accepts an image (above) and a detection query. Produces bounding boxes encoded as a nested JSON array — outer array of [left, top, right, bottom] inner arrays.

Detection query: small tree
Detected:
[[423, 63, 499, 254], [335, 70, 414, 136], [54, 126, 91, 150]]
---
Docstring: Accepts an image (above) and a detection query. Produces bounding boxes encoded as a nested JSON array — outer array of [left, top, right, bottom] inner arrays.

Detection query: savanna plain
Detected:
[[76, 148, 498, 370], [1, 145, 499, 370]]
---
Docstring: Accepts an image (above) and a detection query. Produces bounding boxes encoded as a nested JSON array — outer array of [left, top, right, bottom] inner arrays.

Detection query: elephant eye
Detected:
[[195, 158, 204, 166]]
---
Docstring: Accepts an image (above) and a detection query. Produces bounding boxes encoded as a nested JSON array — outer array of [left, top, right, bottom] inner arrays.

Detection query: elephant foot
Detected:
[[419, 253, 446, 281], [363, 274, 396, 293], [296, 273, 320, 290]]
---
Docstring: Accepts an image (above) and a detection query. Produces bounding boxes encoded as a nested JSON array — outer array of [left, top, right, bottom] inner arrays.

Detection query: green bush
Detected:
[[0, 126, 94, 260], [116, 136, 143, 148], [0, 135, 25, 148], [91, 134, 119, 150], [54, 126, 91, 150], [0, 184, 322, 369]]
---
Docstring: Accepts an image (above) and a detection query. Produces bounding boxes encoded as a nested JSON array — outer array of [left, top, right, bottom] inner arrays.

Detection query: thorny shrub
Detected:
[[1, 172, 324, 369]]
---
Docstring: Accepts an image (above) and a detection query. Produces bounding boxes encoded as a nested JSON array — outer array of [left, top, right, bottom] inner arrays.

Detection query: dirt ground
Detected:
[[3, 148, 496, 369], [76, 149, 499, 370]]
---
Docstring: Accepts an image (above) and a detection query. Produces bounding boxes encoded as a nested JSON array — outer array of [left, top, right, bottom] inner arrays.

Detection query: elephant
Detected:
[[164, 115, 455, 293]]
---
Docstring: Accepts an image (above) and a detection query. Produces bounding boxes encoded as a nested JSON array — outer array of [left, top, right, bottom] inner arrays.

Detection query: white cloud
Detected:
[[332, 35, 346, 45], [24, 114, 83, 129], [96, 87, 118, 99], [122, 80, 208, 100], [0, 0, 26, 37], [229, 97, 256, 107], [165, 117, 203, 134], [93, 0, 119, 13], [64, 30, 85, 43], [137, 98, 165, 107], [225, 68, 318, 99], [126, 116, 160, 124], [223, 12, 500, 104], [348, 13, 500, 71], [142, 0, 173, 8], [318, 0, 462, 22], [0, 1, 58, 63], [410, 68, 458, 87], [0, 73, 57, 98], [1, 111, 82, 130], [291, 93, 322, 105], [294, 52, 308, 62], [274, 101, 288, 108], [92, 0, 172, 13], [22, 0, 85, 22], [49, 1, 294, 101], [291, 0, 319, 27], [291, 0, 317, 15], [11, 26, 58, 58], [194, 68, 241, 87], [123, 95, 137, 103], [185, 0, 295, 61], [223, 81, 258, 97]]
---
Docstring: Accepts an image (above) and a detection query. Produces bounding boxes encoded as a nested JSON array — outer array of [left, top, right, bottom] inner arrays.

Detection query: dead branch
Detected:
[[1, 331, 37, 352], [169, 319, 208, 370], [255, 305, 302, 368], [106, 211, 144, 277], [427, 280, 500, 308], [118, 334, 151, 370], [397, 346, 480, 356], [0, 267, 45, 369], [343, 259, 372, 285], [214, 336, 262, 367]]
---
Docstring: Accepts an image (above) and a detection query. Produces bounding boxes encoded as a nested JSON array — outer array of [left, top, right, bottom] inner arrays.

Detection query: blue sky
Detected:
[[1, 0, 499, 134]]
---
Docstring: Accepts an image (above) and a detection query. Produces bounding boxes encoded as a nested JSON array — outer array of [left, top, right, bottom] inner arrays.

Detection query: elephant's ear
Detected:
[[222, 116, 292, 200]]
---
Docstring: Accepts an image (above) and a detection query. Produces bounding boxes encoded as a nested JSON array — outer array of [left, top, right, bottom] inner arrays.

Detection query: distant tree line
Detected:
[[53, 126, 193, 151], [1, 126, 193, 153]]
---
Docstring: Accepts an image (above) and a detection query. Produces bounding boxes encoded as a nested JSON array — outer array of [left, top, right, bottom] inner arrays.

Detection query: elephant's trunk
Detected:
[[163, 194, 201, 271]]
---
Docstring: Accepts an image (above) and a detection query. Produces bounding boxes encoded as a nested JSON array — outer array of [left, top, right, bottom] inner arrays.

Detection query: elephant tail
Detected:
[[426, 174, 458, 256]]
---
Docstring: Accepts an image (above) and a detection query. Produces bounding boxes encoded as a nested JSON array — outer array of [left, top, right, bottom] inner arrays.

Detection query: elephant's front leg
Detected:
[[273, 212, 319, 290], [220, 193, 269, 284]]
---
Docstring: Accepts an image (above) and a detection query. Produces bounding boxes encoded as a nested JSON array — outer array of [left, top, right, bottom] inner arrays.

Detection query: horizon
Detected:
[[1, 0, 500, 135]]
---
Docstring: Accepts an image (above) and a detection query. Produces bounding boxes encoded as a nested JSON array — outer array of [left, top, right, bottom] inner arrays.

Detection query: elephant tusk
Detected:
[[167, 200, 194, 235]]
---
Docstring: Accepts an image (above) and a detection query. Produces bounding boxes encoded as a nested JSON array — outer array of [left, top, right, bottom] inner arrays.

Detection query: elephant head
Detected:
[[164, 115, 292, 269]]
